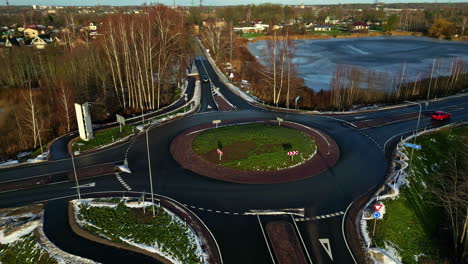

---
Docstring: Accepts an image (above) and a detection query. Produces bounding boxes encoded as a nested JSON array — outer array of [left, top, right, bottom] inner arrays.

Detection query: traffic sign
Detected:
[[287, 151, 298, 156], [404, 142, 422, 150], [217, 148, 223, 161], [277, 117, 284, 126], [374, 204, 382, 211], [212, 120, 221, 128], [373, 212, 381, 219]]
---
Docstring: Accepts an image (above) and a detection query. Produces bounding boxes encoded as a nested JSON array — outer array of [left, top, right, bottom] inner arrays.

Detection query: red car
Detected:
[[431, 111, 452, 120]]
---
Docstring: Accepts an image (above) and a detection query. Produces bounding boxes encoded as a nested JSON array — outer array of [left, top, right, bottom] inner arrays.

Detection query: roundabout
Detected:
[[170, 119, 340, 184]]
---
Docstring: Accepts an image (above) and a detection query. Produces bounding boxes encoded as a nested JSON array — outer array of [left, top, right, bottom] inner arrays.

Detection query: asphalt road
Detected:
[[1, 49, 468, 264]]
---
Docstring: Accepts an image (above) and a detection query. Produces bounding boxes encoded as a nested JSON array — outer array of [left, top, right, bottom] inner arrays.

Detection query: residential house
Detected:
[[31, 36, 47, 49], [24, 28, 39, 39], [324, 16, 340, 25], [203, 19, 226, 28], [87, 23, 97, 31], [272, 25, 283, 31], [305, 22, 314, 30], [233, 23, 269, 33], [351, 22, 369, 31], [314, 25, 333, 31]]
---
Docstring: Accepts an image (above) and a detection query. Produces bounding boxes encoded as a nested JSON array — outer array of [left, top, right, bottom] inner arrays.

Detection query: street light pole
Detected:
[[146, 128, 156, 216], [70, 151, 81, 200], [404, 100, 422, 176]]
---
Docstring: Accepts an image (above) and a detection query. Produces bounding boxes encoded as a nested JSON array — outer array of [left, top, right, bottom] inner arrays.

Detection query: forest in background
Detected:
[[0, 5, 194, 159]]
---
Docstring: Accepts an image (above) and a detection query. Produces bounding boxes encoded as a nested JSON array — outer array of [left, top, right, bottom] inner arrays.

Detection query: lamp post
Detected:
[[294, 96, 300, 110], [404, 100, 422, 176], [146, 128, 156, 216], [70, 151, 81, 201]]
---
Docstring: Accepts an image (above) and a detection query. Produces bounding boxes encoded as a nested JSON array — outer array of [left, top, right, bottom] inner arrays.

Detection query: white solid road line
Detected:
[[70, 182, 95, 189], [342, 201, 358, 264], [0, 160, 125, 184], [290, 214, 314, 264], [257, 215, 276, 264]]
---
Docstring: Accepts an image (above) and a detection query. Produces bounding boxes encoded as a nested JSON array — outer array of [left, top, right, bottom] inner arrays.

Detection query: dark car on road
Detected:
[[202, 75, 209, 83], [431, 111, 452, 120]]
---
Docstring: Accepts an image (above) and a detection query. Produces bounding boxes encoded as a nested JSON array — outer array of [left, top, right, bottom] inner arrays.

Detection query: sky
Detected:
[[7, 0, 468, 6]]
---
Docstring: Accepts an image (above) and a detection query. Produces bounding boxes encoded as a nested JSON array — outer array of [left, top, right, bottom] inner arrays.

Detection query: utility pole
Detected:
[[426, 58, 436, 103], [146, 128, 156, 216]]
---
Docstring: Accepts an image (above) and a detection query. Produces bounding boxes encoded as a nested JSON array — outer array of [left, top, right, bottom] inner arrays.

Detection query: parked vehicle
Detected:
[[431, 111, 451, 120]]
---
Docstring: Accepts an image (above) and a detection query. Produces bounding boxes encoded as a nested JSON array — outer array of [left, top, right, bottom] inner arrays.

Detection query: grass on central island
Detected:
[[192, 123, 316, 171]]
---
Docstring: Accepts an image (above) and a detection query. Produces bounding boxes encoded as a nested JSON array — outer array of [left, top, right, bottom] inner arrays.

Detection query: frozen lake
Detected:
[[247, 36, 468, 92]]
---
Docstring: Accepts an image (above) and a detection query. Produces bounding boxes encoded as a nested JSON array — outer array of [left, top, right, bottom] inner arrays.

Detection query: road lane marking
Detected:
[[257, 215, 276, 264], [343, 202, 358, 264], [319, 238, 334, 261], [290, 214, 314, 264], [354, 116, 367, 119], [114, 172, 131, 191], [0, 160, 125, 184], [70, 182, 95, 189]]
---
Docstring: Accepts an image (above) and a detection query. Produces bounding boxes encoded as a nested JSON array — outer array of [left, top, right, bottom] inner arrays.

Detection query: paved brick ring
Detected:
[[170, 119, 340, 184]]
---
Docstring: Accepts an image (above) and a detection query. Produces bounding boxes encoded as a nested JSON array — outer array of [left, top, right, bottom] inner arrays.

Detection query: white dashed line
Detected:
[[294, 210, 347, 222], [114, 172, 132, 191]]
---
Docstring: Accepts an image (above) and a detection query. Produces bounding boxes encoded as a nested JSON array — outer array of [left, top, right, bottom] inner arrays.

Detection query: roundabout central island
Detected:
[[170, 119, 340, 184]]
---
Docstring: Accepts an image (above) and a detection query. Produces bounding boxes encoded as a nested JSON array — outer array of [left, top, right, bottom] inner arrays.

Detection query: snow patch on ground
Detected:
[[0, 220, 40, 244], [73, 198, 207, 264], [0, 160, 19, 166]]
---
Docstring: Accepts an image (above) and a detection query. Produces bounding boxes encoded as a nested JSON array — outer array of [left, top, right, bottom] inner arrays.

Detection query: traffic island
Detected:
[[0, 204, 95, 264], [69, 196, 218, 264], [170, 119, 340, 184]]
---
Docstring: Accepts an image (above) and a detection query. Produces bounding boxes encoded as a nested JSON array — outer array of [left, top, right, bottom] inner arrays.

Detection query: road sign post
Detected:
[[212, 120, 221, 128], [116, 114, 125, 133], [287, 151, 298, 161], [217, 148, 223, 161], [404, 142, 422, 150], [276, 117, 284, 126]]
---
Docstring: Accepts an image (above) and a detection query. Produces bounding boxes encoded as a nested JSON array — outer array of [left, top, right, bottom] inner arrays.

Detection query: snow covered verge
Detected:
[[0, 152, 48, 168], [358, 121, 467, 264], [0, 204, 97, 264], [71, 197, 207, 264]]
